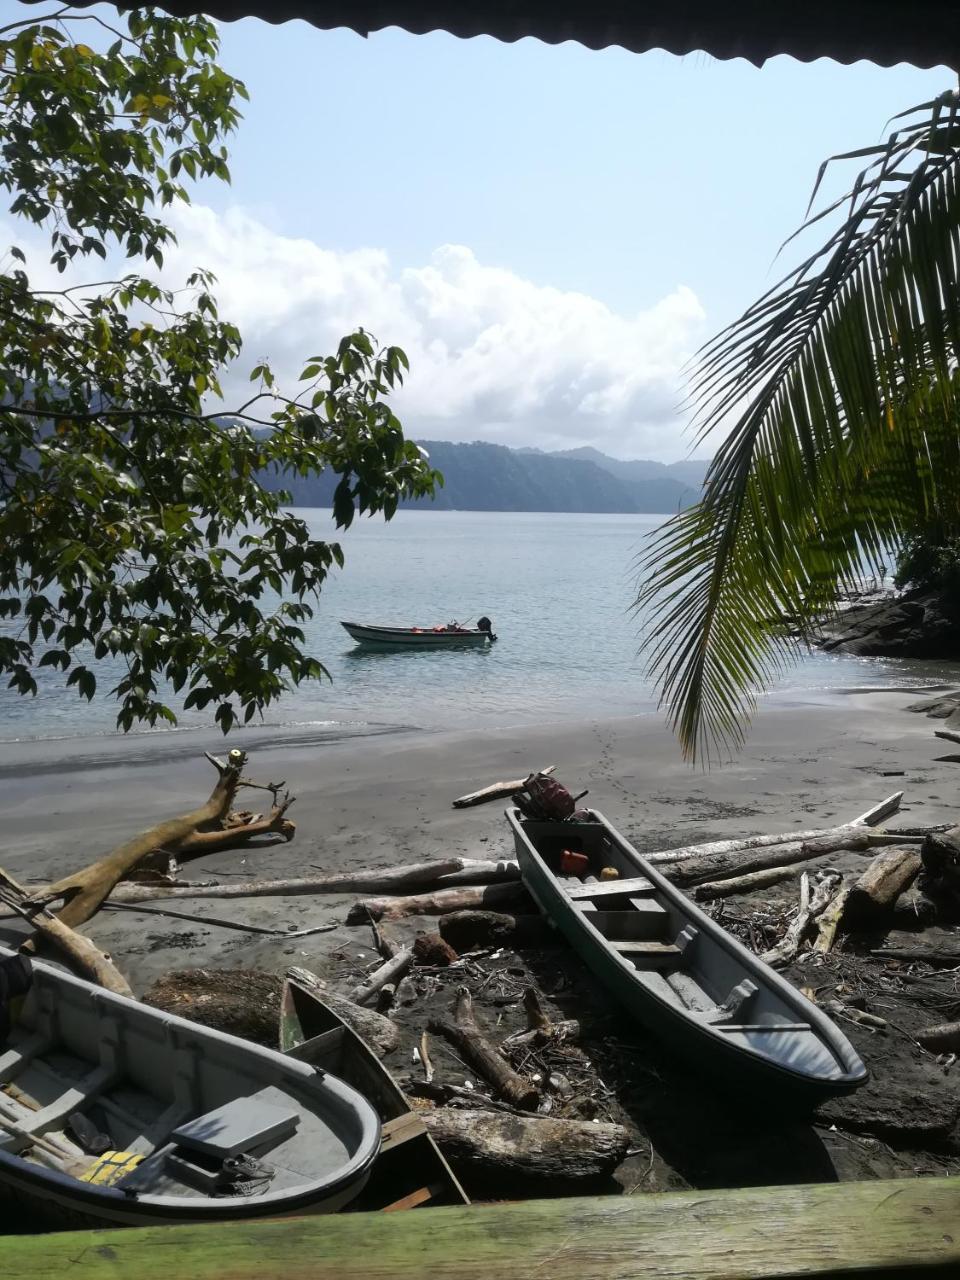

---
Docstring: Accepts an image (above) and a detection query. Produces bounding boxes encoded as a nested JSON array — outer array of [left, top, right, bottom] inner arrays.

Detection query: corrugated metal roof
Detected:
[[68, 2, 960, 70]]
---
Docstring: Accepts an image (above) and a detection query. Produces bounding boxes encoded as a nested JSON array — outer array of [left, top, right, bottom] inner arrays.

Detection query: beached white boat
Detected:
[[0, 948, 381, 1228], [341, 619, 496, 648]]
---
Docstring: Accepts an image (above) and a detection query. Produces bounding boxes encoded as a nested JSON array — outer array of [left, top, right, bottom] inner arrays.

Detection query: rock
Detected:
[[817, 1067, 960, 1147], [816, 591, 960, 660]]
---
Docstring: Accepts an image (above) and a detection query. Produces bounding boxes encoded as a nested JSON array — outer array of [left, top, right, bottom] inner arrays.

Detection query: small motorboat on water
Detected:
[[341, 616, 497, 648], [0, 947, 381, 1228], [507, 807, 868, 1104]]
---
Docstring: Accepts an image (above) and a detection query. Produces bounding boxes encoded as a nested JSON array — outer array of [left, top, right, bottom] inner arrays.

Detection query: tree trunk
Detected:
[[438, 910, 558, 952], [843, 848, 922, 926], [428, 987, 538, 1109], [348, 882, 530, 924], [422, 1109, 630, 1186]]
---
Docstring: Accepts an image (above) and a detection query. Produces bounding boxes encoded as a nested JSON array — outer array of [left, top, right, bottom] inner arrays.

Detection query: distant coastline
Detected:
[[265, 439, 710, 515]]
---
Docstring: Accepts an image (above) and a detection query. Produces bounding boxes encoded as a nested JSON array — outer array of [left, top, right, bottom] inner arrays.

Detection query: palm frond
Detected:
[[636, 89, 960, 763]]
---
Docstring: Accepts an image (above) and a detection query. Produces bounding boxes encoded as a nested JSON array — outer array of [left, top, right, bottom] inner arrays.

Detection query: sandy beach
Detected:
[[0, 690, 951, 991], [3, 689, 959, 1199]]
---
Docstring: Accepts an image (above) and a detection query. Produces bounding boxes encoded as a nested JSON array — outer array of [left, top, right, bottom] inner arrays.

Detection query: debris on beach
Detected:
[[7, 757, 960, 1202]]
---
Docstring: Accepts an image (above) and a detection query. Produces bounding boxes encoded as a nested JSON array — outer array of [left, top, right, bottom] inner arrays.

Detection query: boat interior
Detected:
[[0, 953, 377, 1209], [282, 979, 468, 1211], [513, 816, 853, 1082]]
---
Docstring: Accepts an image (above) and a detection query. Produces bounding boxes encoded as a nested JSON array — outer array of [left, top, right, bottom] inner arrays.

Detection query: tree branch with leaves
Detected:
[[0, 6, 439, 733], [636, 87, 960, 762]]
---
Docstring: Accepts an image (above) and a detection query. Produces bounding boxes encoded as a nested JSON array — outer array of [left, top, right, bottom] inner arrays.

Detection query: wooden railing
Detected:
[[7, 1175, 960, 1277]]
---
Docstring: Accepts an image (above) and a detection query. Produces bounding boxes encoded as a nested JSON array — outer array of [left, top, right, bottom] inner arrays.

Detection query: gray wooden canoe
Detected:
[[341, 621, 493, 648], [0, 946, 381, 1228], [506, 808, 868, 1103], [279, 974, 468, 1211]]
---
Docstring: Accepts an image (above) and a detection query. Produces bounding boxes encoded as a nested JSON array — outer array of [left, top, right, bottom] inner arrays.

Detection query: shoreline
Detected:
[[2, 690, 959, 1198]]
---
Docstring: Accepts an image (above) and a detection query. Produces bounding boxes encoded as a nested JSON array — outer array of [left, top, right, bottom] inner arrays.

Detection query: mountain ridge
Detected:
[[266, 438, 709, 514]]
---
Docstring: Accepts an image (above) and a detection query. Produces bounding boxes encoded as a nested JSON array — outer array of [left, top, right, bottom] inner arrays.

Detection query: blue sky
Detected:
[[11, 6, 953, 461], [213, 24, 949, 326]]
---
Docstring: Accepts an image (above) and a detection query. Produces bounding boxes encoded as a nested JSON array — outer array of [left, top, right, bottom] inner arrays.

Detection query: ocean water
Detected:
[[0, 509, 956, 743]]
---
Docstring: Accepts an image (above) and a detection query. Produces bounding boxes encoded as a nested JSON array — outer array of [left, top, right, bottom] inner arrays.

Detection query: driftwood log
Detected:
[[349, 950, 414, 1008], [438, 910, 558, 952], [760, 872, 841, 968], [348, 882, 530, 924], [103, 859, 520, 906], [916, 1022, 960, 1054], [871, 944, 960, 967], [644, 793, 903, 867], [422, 1108, 630, 1185], [692, 865, 805, 900], [429, 987, 538, 1110], [25, 751, 247, 927], [501, 986, 580, 1052], [843, 848, 922, 927], [286, 966, 400, 1057], [0, 870, 131, 997], [921, 826, 960, 902], [666, 830, 872, 888], [452, 766, 555, 808], [813, 884, 851, 954]]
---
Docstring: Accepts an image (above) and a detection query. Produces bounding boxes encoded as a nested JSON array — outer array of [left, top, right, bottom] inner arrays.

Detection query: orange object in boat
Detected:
[[559, 850, 589, 875]]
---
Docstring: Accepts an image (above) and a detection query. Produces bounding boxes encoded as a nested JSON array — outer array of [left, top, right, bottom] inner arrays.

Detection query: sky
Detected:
[[9, 6, 956, 460]]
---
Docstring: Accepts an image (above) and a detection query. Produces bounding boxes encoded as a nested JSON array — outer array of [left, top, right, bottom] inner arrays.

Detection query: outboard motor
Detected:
[[477, 615, 497, 642]]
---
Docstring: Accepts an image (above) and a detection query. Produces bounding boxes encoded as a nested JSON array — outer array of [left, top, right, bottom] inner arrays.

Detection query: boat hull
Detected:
[[507, 809, 867, 1106], [279, 976, 469, 1211], [0, 946, 381, 1230], [341, 621, 491, 648]]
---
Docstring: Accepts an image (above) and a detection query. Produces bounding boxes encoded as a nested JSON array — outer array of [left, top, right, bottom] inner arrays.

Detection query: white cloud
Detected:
[[2, 204, 707, 460], [162, 206, 706, 460]]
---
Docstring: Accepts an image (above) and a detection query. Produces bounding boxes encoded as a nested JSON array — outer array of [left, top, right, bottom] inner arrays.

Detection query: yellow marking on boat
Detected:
[[79, 1150, 144, 1186]]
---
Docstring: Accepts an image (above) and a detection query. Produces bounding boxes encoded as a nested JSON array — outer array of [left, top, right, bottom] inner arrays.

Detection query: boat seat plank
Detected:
[[611, 941, 680, 969], [665, 973, 715, 1013], [575, 901, 598, 913], [566, 876, 653, 900], [22, 1065, 117, 1136], [380, 1112, 427, 1152], [715, 1023, 811, 1034], [0, 1033, 55, 1085]]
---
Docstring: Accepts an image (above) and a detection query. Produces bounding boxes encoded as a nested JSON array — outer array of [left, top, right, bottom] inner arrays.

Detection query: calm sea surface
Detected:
[[0, 510, 956, 743]]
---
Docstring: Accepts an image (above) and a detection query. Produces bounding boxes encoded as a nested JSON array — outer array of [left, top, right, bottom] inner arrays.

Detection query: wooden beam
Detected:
[[6, 1177, 960, 1277]]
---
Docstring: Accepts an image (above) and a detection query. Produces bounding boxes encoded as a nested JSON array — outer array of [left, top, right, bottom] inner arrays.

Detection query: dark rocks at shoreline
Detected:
[[816, 590, 960, 660]]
